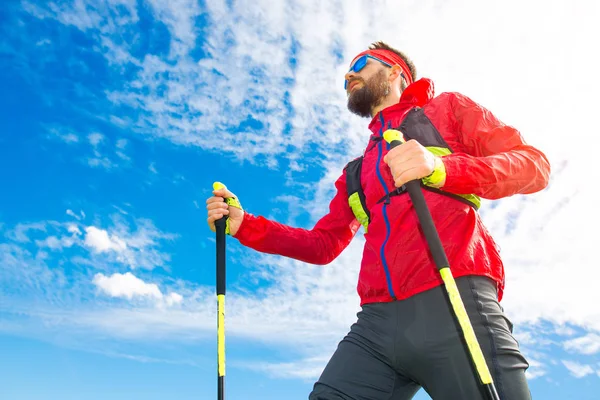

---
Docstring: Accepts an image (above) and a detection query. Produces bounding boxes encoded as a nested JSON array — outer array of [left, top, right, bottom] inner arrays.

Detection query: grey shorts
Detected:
[[309, 275, 531, 400]]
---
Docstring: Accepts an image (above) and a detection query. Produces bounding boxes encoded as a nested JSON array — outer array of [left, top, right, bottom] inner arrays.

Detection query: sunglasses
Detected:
[[344, 54, 392, 90]]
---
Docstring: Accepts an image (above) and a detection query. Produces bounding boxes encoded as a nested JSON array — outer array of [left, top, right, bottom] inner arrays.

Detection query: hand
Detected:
[[383, 138, 444, 188], [206, 186, 244, 236]]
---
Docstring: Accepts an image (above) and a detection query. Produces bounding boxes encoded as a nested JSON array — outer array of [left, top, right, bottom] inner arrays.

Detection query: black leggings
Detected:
[[309, 275, 531, 400]]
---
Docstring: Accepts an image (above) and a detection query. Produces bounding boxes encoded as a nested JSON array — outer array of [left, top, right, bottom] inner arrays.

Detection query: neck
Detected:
[[371, 92, 401, 117]]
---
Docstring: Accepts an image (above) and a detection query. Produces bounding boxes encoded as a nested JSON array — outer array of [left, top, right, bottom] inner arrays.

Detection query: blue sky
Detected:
[[1, 0, 599, 399]]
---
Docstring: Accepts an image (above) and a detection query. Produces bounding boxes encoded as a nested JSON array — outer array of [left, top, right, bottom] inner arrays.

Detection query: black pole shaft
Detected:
[[388, 139, 500, 400], [216, 218, 227, 296], [215, 216, 227, 400], [403, 179, 449, 271]]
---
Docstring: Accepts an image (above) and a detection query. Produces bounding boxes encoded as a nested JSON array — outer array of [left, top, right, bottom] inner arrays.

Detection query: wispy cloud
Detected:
[[564, 334, 600, 356], [562, 360, 595, 379], [66, 209, 86, 220], [88, 132, 105, 147], [46, 127, 80, 144], [8, 0, 600, 387], [84, 132, 131, 170]]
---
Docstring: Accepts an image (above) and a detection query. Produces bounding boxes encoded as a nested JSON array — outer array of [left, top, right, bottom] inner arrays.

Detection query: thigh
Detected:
[[310, 307, 421, 400], [418, 276, 531, 400]]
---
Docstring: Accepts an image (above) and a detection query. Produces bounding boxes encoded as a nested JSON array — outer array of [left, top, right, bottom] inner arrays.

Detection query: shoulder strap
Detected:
[[344, 156, 370, 232]]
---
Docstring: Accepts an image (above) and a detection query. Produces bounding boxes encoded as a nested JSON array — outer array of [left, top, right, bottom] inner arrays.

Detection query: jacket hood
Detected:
[[368, 78, 435, 134]]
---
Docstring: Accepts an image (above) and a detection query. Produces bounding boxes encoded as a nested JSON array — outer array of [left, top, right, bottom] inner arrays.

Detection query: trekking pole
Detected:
[[213, 182, 227, 400], [383, 131, 500, 400]]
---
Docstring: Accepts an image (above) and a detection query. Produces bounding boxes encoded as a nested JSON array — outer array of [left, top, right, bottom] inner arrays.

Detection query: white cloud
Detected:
[[84, 226, 127, 253], [564, 334, 600, 356], [67, 224, 82, 235], [524, 359, 547, 380], [115, 138, 130, 161], [165, 292, 183, 306], [6, 222, 47, 242], [35, 235, 76, 250], [92, 272, 184, 308], [562, 360, 595, 379], [47, 127, 79, 143], [88, 132, 104, 147], [146, 0, 200, 57], [243, 356, 331, 381], [16, 0, 600, 385], [87, 156, 116, 169], [93, 272, 162, 300], [115, 138, 128, 149], [81, 219, 174, 271], [66, 209, 82, 220]]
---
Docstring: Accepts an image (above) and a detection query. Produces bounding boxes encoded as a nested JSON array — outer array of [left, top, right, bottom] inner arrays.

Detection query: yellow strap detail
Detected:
[[460, 193, 481, 209], [425, 146, 451, 157], [422, 156, 446, 187], [379, 138, 481, 209], [439, 268, 493, 385], [212, 182, 243, 235], [217, 294, 226, 377], [422, 148, 481, 208], [348, 192, 369, 233]]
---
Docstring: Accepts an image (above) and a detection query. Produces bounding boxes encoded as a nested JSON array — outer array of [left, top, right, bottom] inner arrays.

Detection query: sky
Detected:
[[1, 0, 599, 399]]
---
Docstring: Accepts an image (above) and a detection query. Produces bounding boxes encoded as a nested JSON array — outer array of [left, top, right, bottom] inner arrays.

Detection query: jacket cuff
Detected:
[[232, 212, 254, 240]]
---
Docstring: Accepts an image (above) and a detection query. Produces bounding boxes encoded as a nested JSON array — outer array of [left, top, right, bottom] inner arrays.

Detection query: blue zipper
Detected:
[[375, 115, 397, 300]]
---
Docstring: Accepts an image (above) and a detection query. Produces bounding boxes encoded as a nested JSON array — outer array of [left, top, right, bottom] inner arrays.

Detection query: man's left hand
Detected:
[[383, 139, 445, 188]]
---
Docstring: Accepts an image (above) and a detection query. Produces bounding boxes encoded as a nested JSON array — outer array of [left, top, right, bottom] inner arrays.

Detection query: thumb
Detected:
[[213, 181, 242, 210], [213, 181, 233, 197]]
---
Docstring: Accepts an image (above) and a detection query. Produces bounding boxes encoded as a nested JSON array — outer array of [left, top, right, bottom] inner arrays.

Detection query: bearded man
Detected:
[[206, 41, 551, 399]]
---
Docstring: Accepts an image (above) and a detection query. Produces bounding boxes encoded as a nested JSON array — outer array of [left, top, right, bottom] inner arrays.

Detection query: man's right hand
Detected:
[[206, 185, 244, 236]]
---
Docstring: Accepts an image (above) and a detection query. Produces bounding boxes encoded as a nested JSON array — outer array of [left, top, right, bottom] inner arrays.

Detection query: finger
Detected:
[[206, 196, 224, 204], [394, 166, 423, 187], [207, 201, 228, 211], [389, 158, 418, 179], [391, 150, 428, 171], [207, 217, 217, 232], [212, 188, 235, 198], [207, 209, 229, 219], [385, 144, 417, 163], [208, 211, 228, 223]]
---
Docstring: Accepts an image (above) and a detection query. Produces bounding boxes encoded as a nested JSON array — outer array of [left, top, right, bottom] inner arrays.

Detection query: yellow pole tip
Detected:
[[383, 129, 402, 144], [213, 182, 226, 191]]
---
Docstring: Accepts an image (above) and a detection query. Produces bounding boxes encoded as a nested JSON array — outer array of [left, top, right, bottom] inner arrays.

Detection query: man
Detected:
[[206, 41, 550, 399]]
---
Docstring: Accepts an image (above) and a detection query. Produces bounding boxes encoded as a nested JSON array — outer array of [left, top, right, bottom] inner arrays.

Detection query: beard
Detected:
[[347, 69, 391, 118]]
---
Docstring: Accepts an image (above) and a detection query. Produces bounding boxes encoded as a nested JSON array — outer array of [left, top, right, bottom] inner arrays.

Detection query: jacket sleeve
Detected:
[[232, 170, 361, 265], [439, 92, 551, 199]]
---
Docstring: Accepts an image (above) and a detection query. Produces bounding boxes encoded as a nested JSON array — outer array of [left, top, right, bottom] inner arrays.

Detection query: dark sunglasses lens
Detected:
[[353, 55, 367, 72], [345, 55, 368, 89]]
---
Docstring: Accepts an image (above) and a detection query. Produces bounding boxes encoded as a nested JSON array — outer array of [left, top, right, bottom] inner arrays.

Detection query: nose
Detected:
[[344, 70, 358, 90], [344, 70, 357, 83]]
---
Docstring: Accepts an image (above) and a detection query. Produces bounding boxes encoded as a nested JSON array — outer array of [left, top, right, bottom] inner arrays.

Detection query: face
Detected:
[[346, 67, 391, 118]]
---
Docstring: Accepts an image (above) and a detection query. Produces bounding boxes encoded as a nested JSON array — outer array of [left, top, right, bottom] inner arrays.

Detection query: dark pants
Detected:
[[309, 276, 531, 400]]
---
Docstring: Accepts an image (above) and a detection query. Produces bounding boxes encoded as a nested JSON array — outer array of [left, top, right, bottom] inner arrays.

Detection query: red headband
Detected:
[[351, 49, 414, 86]]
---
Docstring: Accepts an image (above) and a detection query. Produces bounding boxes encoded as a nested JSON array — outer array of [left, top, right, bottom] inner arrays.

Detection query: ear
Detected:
[[388, 65, 404, 84]]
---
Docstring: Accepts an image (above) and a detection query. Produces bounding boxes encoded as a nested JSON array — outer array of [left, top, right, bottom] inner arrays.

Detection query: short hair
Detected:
[[369, 41, 417, 89]]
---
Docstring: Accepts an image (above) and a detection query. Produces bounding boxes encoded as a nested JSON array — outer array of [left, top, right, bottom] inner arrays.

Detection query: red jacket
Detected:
[[234, 79, 551, 306]]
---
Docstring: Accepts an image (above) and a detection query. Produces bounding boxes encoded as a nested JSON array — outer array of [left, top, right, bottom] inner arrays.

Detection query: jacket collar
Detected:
[[368, 78, 435, 136]]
